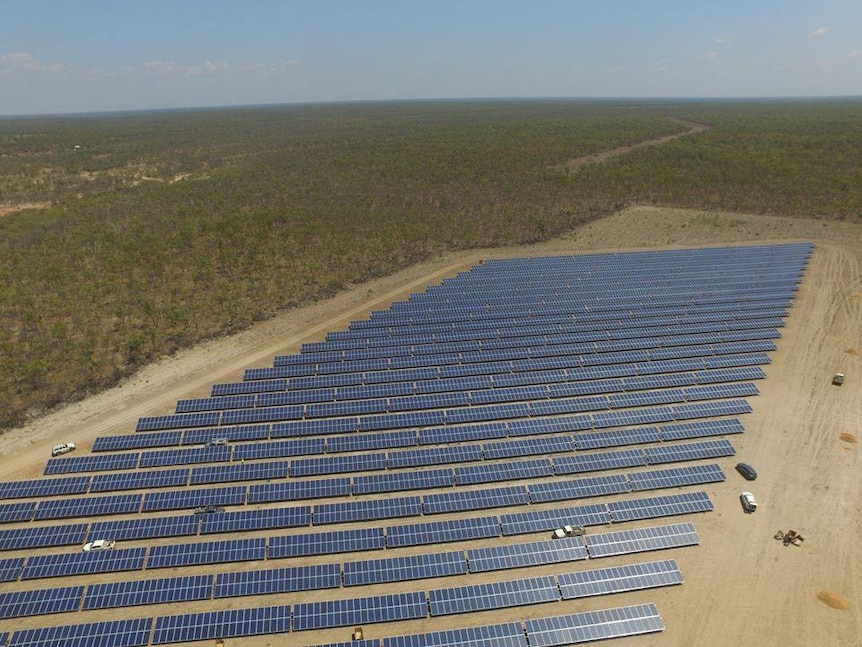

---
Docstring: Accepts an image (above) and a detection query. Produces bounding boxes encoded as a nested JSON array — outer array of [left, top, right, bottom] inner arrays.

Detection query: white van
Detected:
[[740, 492, 758, 512], [51, 442, 76, 457]]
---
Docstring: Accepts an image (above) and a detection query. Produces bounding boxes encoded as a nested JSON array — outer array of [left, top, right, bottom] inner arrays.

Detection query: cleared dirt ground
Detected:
[[1, 205, 861, 646]]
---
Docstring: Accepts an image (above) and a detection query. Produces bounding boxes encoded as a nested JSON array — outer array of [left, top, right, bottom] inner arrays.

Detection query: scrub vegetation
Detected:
[[1, 99, 860, 429]]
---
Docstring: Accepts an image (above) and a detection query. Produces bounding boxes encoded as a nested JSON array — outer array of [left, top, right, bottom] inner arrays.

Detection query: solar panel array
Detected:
[[0, 243, 812, 646]]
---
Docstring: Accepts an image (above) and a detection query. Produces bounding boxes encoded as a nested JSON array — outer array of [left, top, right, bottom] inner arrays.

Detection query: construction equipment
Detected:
[[774, 530, 804, 546], [552, 524, 586, 539], [833, 373, 845, 386]]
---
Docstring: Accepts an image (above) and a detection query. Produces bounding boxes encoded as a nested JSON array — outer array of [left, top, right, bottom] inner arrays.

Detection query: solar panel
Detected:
[[215, 564, 341, 597], [645, 439, 736, 464], [482, 436, 575, 460], [418, 422, 508, 445], [0, 524, 88, 552], [388, 445, 483, 469], [500, 503, 609, 536], [467, 537, 588, 573], [33, 494, 142, 520], [575, 427, 661, 450], [381, 621, 527, 647], [151, 605, 291, 644], [44, 453, 140, 475], [0, 557, 24, 582], [83, 575, 213, 610], [268, 527, 385, 557], [527, 474, 630, 503], [327, 430, 417, 453], [0, 585, 83, 619], [584, 523, 700, 558], [141, 486, 247, 512], [628, 463, 726, 491], [553, 448, 647, 474], [87, 516, 199, 542], [524, 603, 664, 646], [9, 618, 153, 647], [313, 496, 422, 525], [343, 551, 468, 586], [607, 491, 714, 523], [248, 478, 351, 503], [658, 418, 745, 441], [189, 461, 288, 485], [293, 592, 427, 631], [0, 502, 35, 524], [231, 438, 325, 461], [386, 517, 501, 548], [0, 476, 91, 500], [20, 548, 147, 580], [557, 559, 683, 599], [455, 459, 554, 485], [423, 486, 529, 515], [89, 469, 189, 493], [146, 538, 266, 569], [139, 445, 231, 468], [200, 506, 311, 534], [290, 453, 387, 477], [354, 469, 454, 494], [428, 575, 560, 616]]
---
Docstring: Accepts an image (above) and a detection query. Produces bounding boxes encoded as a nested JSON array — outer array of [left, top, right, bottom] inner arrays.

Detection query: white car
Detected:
[[83, 539, 116, 552], [51, 442, 76, 457], [740, 492, 758, 512]]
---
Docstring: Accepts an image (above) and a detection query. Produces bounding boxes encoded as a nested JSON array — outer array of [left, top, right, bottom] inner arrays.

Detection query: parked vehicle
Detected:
[[552, 524, 585, 539], [735, 462, 758, 481], [833, 373, 845, 386], [83, 539, 115, 552], [51, 442, 76, 457], [740, 492, 758, 512], [206, 437, 229, 447]]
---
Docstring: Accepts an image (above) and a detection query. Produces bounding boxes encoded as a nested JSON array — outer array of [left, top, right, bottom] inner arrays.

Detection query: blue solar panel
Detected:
[[21, 548, 147, 580], [268, 527, 385, 557], [0, 502, 35, 524], [151, 605, 291, 644], [189, 461, 288, 485], [139, 445, 231, 468], [231, 438, 325, 460], [0, 557, 24, 582], [313, 497, 422, 525], [141, 486, 247, 512], [87, 516, 199, 542], [83, 575, 213, 610], [388, 445, 483, 469], [0, 524, 88, 551], [0, 585, 83, 619], [290, 453, 386, 477], [386, 517, 501, 548], [293, 592, 427, 631], [584, 523, 700, 558], [343, 551, 468, 586], [645, 439, 736, 465], [500, 503, 609, 536], [10, 618, 153, 647], [33, 494, 142, 520], [423, 486, 529, 515], [44, 453, 140, 475], [658, 418, 745, 440], [482, 435, 575, 460], [574, 426, 661, 450], [327, 430, 417, 453], [524, 603, 664, 645], [428, 575, 560, 616], [553, 449, 647, 474], [89, 469, 189, 493], [381, 621, 527, 647], [248, 477, 351, 503], [607, 491, 713, 523], [215, 564, 341, 597], [200, 506, 311, 534], [455, 459, 554, 485], [557, 559, 683, 599], [147, 538, 266, 569], [0, 476, 91, 500], [528, 474, 630, 503], [467, 537, 588, 573], [354, 469, 454, 494], [418, 422, 508, 445]]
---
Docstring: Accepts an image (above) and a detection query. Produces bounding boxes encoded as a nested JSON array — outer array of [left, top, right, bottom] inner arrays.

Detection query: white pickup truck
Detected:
[[552, 524, 585, 539]]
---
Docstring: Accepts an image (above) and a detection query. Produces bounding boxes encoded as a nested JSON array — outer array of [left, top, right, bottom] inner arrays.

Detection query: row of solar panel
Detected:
[[0, 489, 712, 559], [215, 342, 771, 397], [0, 522, 691, 618], [294, 307, 789, 361], [262, 317, 786, 364], [340, 297, 793, 339], [198, 341, 774, 413], [55, 395, 751, 478], [364, 290, 799, 328], [1, 601, 665, 647], [240, 343, 774, 387], [3, 456, 727, 525], [3, 418, 743, 507], [178, 375, 759, 427]]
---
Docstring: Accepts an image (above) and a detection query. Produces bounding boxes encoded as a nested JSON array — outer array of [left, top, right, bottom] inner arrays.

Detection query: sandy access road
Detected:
[[1, 206, 861, 646]]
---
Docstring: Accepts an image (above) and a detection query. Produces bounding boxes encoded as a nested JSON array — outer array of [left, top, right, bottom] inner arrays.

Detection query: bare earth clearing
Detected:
[[1, 206, 861, 646]]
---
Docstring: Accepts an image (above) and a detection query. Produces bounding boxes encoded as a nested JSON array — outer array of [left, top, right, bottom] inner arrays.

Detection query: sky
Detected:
[[1, 0, 861, 116]]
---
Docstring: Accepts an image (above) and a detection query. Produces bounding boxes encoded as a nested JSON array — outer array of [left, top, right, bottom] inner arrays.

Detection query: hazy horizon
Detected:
[[2, 0, 861, 117]]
